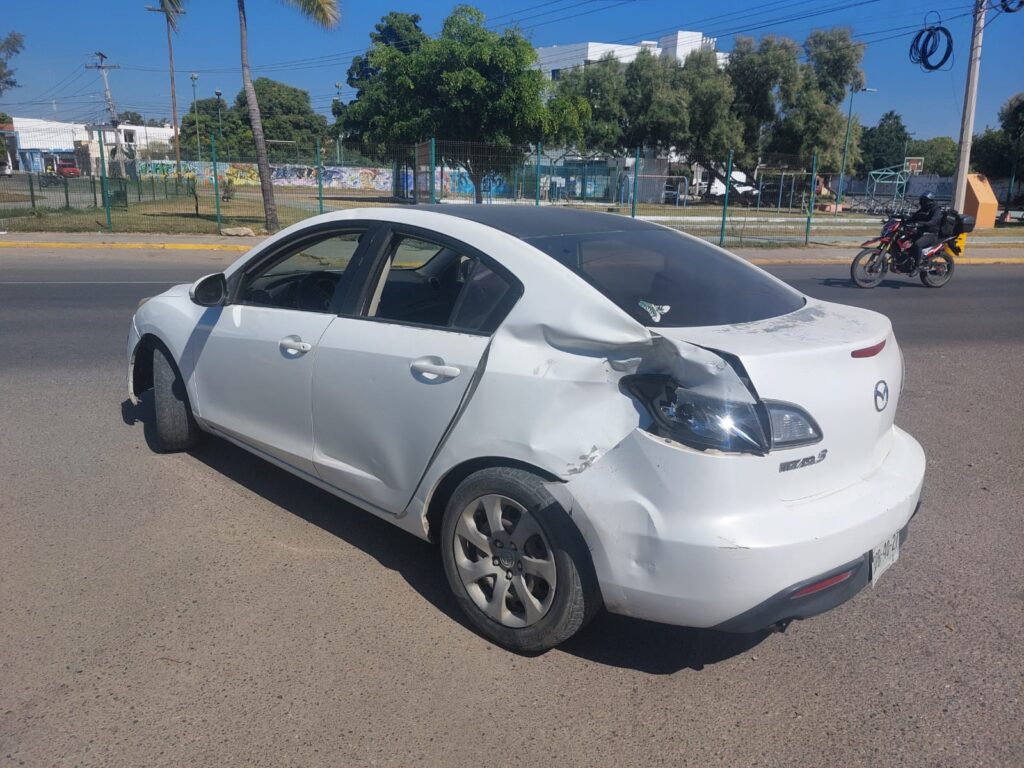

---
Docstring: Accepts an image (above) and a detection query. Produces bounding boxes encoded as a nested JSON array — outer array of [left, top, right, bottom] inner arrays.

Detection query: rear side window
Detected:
[[525, 229, 804, 327], [449, 259, 514, 334], [368, 233, 518, 334]]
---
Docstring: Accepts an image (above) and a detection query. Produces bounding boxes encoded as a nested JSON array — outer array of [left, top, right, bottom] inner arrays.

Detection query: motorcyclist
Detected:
[[905, 191, 944, 275]]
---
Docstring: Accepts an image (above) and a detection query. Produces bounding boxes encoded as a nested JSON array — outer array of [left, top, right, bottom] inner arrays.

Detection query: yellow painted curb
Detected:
[[0, 240, 251, 252]]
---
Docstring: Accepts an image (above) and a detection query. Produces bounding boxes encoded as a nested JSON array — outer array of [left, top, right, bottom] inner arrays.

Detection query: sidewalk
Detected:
[[1, 230, 1021, 264]]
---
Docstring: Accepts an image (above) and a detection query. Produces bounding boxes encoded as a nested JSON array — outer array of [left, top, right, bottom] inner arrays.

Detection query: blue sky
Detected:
[[1, 0, 1018, 139]]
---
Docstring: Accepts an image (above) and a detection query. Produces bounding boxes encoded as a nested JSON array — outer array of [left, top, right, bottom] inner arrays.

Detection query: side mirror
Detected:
[[189, 273, 228, 307]]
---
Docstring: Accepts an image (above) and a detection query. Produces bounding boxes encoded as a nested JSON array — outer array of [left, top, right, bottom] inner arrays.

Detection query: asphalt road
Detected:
[[1, 249, 1022, 767]]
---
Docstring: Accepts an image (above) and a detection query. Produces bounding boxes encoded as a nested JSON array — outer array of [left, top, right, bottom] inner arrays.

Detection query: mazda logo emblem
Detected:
[[874, 380, 889, 412]]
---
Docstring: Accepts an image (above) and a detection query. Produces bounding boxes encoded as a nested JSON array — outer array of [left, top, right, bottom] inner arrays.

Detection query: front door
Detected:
[[312, 228, 519, 514], [193, 229, 370, 475]]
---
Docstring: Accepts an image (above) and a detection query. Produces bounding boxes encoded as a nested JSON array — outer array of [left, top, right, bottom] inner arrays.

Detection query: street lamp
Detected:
[[333, 82, 344, 164], [836, 85, 877, 212], [189, 72, 200, 162], [214, 89, 223, 142]]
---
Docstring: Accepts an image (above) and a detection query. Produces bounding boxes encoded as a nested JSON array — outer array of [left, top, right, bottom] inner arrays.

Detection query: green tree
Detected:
[[0, 31, 25, 96], [236, 0, 340, 232], [180, 95, 246, 160], [906, 136, 957, 177], [678, 49, 743, 161], [344, 5, 547, 203], [727, 35, 800, 165], [338, 12, 428, 140], [118, 110, 146, 126], [621, 48, 688, 153], [970, 128, 1014, 178], [770, 73, 854, 173], [232, 79, 328, 162], [804, 28, 864, 106], [552, 53, 627, 154], [997, 93, 1024, 209], [859, 111, 911, 172]]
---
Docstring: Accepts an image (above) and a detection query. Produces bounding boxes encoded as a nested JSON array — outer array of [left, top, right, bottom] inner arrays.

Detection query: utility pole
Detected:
[[86, 52, 127, 178], [952, 0, 986, 211]]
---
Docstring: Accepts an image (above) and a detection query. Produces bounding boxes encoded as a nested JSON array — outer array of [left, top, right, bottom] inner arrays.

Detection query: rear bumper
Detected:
[[558, 425, 926, 629], [713, 514, 914, 633]]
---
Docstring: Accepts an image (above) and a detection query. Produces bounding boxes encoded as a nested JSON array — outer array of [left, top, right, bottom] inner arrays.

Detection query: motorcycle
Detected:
[[850, 214, 964, 289]]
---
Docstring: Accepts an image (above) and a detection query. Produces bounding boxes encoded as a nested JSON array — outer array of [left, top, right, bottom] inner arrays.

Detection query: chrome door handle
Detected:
[[279, 336, 312, 354], [410, 358, 461, 379]]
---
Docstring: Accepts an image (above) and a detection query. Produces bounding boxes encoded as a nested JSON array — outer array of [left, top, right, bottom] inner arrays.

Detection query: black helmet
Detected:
[[919, 191, 935, 207]]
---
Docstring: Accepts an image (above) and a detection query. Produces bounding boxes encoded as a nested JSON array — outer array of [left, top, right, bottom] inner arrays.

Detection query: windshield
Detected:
[[525, 228, 805, 327]]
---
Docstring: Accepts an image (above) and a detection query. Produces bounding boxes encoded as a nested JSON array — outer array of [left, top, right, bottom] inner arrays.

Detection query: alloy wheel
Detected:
[[453, 494, 557, 628]]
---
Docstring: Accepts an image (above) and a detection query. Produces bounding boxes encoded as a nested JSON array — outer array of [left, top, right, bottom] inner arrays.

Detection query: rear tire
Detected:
[[851, 248, 887, 288], [440, 467, 601, 653], [920, 252, 954, 287], [152, 344, 202, 452]]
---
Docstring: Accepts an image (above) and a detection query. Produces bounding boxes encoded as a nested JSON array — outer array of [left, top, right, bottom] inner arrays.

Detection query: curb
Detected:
[[0, 240, 252, 252]]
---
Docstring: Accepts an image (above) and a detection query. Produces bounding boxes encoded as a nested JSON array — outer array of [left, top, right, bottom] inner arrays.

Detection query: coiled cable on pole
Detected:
[[999, 0, 1022, 13], [909, 13, 954, 72]]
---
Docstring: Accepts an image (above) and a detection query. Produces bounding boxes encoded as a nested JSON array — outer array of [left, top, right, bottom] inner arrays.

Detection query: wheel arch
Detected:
[[423, 457, 561, 544], [129, 332, 176, 400]]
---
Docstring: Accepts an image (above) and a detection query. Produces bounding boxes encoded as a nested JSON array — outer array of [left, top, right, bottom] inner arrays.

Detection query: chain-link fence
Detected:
[[0, 122, 884, 243]]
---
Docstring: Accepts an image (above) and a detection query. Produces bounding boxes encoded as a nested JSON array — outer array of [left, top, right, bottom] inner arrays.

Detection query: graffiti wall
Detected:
[[136, 159, 413, 194]]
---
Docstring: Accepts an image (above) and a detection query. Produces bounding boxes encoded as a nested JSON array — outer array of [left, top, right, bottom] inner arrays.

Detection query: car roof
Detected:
[[416, 204, 659, 240]]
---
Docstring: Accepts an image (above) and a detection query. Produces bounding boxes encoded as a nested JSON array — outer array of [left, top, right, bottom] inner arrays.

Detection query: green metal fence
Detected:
[[0, 126, 879, 246]]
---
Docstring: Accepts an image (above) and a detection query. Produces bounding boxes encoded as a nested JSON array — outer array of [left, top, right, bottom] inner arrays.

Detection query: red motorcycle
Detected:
[[850, 213, 964, 289]]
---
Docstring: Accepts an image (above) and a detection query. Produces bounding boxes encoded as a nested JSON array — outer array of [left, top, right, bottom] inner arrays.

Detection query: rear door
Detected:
[[312, 226, 520, 514]]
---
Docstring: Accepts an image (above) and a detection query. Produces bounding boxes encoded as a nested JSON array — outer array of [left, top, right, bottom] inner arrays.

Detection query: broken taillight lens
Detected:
[[624, 375, 822, 454], [624, 375, 769, 455]]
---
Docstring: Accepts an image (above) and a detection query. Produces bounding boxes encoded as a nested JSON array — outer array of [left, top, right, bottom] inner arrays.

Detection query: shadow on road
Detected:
[[559, 614, 768, 675], [818, 277, 923, 290], [122, 394, 768, 673]]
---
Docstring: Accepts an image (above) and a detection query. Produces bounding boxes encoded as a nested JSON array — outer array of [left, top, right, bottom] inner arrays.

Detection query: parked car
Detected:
[[126, 207, 925, 652], [56, 159, 81, 178]]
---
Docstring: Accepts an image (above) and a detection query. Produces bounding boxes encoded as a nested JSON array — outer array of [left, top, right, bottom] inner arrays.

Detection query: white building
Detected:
[[535, 30, 726, 80], [9, 116, 175, 173]]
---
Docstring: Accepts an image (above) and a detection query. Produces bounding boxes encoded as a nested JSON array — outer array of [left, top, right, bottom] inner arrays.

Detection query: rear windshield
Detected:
[[525, 228, 805, 327]]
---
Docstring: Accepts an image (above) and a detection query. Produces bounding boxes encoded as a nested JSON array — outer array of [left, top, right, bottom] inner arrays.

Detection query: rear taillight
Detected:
[[623, 375, 822, 454], [790, 570, 853, 599], [851, 340, 886, 358]]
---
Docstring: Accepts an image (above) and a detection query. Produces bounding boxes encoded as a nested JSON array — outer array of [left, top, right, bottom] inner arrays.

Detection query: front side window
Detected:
[[240, 230, 366, 313], [525, 229, 805, 327], [368, 233, 516, 333]]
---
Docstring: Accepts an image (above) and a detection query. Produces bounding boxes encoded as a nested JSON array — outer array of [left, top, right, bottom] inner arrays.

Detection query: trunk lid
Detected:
[[654, 299, 903, 501]]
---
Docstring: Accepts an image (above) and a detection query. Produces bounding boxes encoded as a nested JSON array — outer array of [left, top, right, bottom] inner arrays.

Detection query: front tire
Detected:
[[152, 344, 202, 452], [920, 252, 954, 287], [440, 467, 601, 652], [851, 248, 887, 288]]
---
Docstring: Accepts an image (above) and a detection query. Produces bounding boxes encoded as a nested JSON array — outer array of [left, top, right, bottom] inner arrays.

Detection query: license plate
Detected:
[[871, 532, 900, 586]]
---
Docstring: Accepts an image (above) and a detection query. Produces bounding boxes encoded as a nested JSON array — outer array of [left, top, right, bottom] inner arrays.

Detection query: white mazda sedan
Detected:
[[127, 207, 925, 652]]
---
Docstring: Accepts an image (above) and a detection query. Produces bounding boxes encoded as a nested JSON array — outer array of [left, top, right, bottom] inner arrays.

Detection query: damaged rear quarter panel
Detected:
[[406, 227, 756, 538]]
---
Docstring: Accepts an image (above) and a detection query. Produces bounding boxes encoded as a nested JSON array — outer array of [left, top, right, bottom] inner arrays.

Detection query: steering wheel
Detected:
[[297, 270, 338, 312]]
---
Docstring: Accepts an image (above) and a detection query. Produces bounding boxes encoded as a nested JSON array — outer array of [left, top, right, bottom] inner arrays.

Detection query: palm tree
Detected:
[[237, 0, 340, 232], [147, 1, 187, 177]]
